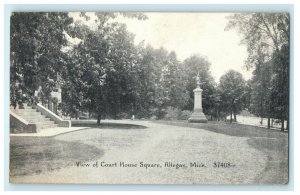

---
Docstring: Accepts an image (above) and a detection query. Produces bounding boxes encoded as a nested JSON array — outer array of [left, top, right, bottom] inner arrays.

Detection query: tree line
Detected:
[[226, 13, 289, 131], [10, 12, 289, 130]]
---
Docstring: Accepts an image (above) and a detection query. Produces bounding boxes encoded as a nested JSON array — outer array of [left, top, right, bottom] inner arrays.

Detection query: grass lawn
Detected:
[[10, 120, 288, 184], [153, 120, 289, 183], [152, 120, 288, 138], [10, 136, 103, 177], [9, 122, 144, 178], [247, 137, 288, 183], [71, 120, 147, 129]]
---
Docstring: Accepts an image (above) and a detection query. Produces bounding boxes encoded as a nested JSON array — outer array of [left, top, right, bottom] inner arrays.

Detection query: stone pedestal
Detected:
[[188, 87, 208, 123]]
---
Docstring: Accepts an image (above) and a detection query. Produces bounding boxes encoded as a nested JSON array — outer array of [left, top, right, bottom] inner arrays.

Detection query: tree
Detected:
[[270, 44, 289, 131], [61, 42, 97, 119], [226, 13, 289, 130], [10, 12, 73, 108], [218, 70, 246, 123], [63, 13, 146, 123], [226, 13, 289, 69], [248, 47, 273, 128], [160, 51, 189, 109]]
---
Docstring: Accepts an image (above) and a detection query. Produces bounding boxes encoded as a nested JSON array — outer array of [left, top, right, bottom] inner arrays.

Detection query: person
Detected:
[[131, 115, 135, 120]]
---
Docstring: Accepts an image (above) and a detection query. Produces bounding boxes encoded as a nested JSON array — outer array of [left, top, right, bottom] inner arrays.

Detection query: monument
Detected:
[[188, 72, 208, 123]]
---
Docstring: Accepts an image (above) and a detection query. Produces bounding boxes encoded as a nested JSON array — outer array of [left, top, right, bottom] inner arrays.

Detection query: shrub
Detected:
[[116, 112, 130, 119], [163, 107, 192, 120], [150, 115, 158, 120], [150, 108, 166, 120], [179, 110, 192, 120], [164, 107, 181, 120]]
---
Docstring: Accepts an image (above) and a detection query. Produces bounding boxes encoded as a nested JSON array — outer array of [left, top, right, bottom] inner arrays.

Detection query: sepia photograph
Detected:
[[9, 12, 289, 184]]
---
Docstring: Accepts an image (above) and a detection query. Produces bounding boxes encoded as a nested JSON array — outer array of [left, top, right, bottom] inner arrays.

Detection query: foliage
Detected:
[[226, 13, 289, 130], [178, 110, 192, 120], [10, 12, 73, 107], [163, 107, 192, 120], [11, 12, 289, 130], [225, 13, 289, 69], [218, 70, 246, 122], [270, 44, 289, 129]]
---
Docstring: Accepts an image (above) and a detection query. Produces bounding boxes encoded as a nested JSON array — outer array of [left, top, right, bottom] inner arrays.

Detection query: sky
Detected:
[[70, 12, 253, 81], [122, 13, 252, 81]]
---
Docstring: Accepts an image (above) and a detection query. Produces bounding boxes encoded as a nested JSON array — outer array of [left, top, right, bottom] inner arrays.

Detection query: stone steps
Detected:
[[13, 112, 46, 119], [34, 120, 56, 125], [18, 116, 52, 121], [36, 123, 59, 130], [10, 106, 59, 131], [12, 108, 40, 112]]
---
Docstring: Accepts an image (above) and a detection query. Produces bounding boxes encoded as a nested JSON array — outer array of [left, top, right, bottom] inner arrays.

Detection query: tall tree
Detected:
[[270, 43, 289, 131], [226, 13, 289, 130], [218, 70, 246, 123], [226, 13, 289, 69], [10, 12, 73, 108], [248, 47, 273, 128], [63, 13, 146, 123]]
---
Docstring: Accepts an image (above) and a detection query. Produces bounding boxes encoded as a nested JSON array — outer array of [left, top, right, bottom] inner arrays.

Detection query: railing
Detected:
[[10, 111, 37, 133], [36, 103, 71, 128]]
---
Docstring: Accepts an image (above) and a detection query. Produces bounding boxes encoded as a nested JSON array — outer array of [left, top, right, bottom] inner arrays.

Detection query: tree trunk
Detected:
[[281, 117, 285, 131], [97, 114, 101, 124], [47, 99, 50, 111], [287, 117, 289, 131], [267, 117, 271, 129], [271, 118, 274, 127], [230, 111, 233, 123], [233, 111, 237, 122]]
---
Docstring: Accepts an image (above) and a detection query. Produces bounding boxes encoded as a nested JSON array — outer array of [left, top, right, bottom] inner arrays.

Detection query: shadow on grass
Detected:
[[153, 120, 289, 184], [10, 136, 103, 177], [247, 137, 288, 184], [152, 120, 288, 139], [72, 121, 147, 130]]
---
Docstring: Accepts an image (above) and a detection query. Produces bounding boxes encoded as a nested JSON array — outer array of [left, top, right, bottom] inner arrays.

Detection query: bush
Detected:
[[116, 112, 130, 119], [150, 115, 158, 120], [150, 108, 166, 120], [179, 110, 192, 120], [163, 107, 192, 120], [164, 107, 181, 120]]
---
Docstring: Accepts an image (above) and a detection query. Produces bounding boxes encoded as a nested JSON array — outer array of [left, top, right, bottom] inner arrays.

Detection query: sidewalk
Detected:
[[10, 127, 89, 137]]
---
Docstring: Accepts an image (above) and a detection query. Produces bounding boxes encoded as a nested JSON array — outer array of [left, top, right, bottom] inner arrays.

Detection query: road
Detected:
[[10, 120, 287, 184]]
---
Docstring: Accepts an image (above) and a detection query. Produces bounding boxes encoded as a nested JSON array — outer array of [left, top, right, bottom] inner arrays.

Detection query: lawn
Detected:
[[152, 120, 289, 183], [9, 136, 103, 177], [152, 120, 288, 138], [9, 120, 289, 184], [9, 122, 146, 178]]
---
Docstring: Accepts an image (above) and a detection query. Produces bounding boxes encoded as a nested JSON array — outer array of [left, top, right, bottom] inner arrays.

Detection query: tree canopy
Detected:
[[10, 12, 289, 130], [226, 13, 289, 130]]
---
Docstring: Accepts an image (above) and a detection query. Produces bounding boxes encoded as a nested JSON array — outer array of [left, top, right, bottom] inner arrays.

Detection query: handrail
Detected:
[[10, 110, 37, 133], [36, 103, 71, 127]]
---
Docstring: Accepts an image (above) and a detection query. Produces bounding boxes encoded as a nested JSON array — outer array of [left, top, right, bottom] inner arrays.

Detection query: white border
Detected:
[[1, 0, 299, 194]]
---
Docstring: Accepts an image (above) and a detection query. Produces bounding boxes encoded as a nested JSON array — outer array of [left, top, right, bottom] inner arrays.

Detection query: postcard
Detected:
[[9, 12, 289, 184]]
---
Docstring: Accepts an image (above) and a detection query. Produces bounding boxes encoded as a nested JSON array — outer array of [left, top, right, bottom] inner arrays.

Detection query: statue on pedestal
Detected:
[[196, 71, 201, 88], [188, 72, 208, 123]]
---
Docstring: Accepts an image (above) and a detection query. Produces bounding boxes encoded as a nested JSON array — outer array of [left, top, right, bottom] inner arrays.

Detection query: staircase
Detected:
[[11, 105, 59, 131]]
